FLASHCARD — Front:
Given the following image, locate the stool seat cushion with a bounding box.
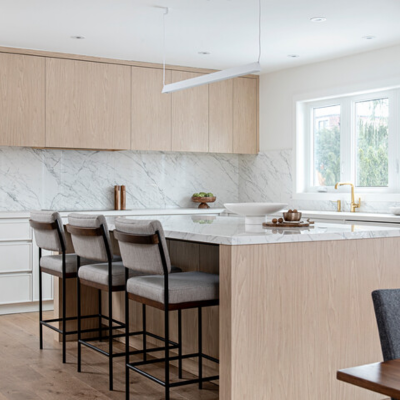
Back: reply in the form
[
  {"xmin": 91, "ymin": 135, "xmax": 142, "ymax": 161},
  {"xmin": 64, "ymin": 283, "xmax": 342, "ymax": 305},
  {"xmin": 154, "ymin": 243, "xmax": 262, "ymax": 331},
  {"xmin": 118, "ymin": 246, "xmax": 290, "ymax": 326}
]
[
  {"xmin": 40, "ymin": 254, "xmax": 96, "ymax": 275},
  {"xmin": 126, "ymin": 272, "xmax": 219, "ymax": 304},
  {"xmin": 78, "ymin": 261, "xmax": 144, "ymax": 287}
]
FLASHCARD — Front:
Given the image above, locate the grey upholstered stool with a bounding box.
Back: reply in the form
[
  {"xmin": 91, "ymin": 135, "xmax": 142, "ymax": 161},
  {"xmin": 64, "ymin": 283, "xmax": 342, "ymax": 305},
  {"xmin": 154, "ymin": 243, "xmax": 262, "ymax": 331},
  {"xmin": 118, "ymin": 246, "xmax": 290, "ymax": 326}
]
[
  {"xmin": 30, "ymin": 210, "xmax": 96, "ymax": 364},
  {"xmin": 66, "ymin": 213, "xmax": 149, "ymax": 391},
  {"xmin": 114, "ymin": 218, "xmax": 219, "ymax": 400},
  {"xmin": 372, "ymin": 289, "xmax": 400, "ymax": 400}
]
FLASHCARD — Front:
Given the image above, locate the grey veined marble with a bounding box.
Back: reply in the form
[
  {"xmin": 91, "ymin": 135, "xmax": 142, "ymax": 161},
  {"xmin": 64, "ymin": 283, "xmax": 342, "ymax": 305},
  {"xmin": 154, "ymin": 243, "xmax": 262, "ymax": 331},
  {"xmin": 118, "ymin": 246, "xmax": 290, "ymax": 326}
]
[
  {"xmin": 0, "ymin": 147, "xmax": 239, "ymax": 211},
  {"xmin": 106, "ymin": 215, "xmax": 400, "ymax": 246},
  {"xmin": 0, "ymin": 146, "xmax": 397, "ymax": 214}
]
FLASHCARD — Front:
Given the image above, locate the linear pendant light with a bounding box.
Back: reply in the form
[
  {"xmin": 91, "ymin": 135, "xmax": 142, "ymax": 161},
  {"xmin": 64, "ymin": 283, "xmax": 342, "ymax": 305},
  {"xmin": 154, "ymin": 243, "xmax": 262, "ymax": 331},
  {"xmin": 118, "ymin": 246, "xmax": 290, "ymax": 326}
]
[
  {"xmin": 161, "ymin": 0, "xmax": 262, "ymax": 94},
  {"xmin": 162, "ymin": 62, "xmax": 261, "ymax": 93}
]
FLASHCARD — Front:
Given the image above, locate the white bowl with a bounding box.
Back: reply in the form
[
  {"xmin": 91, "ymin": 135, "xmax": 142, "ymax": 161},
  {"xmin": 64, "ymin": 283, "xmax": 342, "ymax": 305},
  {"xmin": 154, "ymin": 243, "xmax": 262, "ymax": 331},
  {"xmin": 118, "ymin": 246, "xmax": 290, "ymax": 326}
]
[{"xmin": 224, "ymin": 203, "xmax": 287, "ymax": 217}]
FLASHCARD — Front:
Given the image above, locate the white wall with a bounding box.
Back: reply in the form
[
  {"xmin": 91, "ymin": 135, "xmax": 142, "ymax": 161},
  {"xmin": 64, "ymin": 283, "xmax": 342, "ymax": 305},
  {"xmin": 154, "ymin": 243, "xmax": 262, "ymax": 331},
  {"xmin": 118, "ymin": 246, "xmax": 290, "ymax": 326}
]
[{"xmin": 259, "ymin": 43, "xmax": 400, "ymax": 151}]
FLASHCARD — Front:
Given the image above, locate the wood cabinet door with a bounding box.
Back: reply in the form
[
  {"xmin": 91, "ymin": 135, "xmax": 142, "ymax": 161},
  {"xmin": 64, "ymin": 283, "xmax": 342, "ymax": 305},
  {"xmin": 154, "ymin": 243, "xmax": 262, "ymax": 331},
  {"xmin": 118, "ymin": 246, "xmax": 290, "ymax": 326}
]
[
  {"xmin": 233, "ymin": 77, "xmax": 258, "ymax": 154},
  {"xmin": 131, "ymin": 67, "xmax": 171, "ymax": 151},
  {"xmin": 46, "ymin": 58, "xmax": 131, "ymax": 150},
  {"xmin": 171, "ymin": 71, "xmax": 209, "ymax": 152},
  {"xmin": 0, "ymin": 53, "xmax": 45, "ymax": 147},
  {"xmin": 209, "ymin": 79, "xmax": 233, "ymax": 153}
]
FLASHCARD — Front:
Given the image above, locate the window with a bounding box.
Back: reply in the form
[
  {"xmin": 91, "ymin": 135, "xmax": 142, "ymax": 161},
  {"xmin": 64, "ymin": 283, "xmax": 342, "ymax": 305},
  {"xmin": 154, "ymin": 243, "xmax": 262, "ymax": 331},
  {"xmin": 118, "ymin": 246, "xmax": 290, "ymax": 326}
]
[{"xmin": 299, "ymin": 89, "xmax": 399, "ymax": 195}]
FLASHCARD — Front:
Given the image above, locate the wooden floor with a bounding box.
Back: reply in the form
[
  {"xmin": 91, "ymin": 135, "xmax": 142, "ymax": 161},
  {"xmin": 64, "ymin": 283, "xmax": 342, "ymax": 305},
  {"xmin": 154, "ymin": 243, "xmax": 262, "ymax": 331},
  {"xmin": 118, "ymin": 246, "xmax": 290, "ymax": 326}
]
[{"xmin": 0, "ymin": 311, "xmax": 219, "ymax": 400}]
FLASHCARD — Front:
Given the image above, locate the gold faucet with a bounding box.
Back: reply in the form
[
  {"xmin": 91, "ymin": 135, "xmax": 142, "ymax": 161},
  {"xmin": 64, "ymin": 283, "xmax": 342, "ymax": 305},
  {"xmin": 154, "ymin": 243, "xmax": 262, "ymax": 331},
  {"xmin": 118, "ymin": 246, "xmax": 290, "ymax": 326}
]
[{"xmin": 334, "ymin": 182, "xmax": 361, "ymax": 212}]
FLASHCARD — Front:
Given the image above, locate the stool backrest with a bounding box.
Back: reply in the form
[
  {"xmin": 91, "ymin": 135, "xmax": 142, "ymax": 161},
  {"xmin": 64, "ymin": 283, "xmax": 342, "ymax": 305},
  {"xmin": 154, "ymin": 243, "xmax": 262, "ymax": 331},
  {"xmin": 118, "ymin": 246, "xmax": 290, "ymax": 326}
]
[
  {"xmin": 114, "ymin": 218, "xmax": 171, "ymax": 275},
  {"xmin": 372, "ymin": 289, "xmax": 400, "ymax": 361},
  {"xmin": 30, "ymin": 211, "xmax": 70, "ymax": 253},
  {"xmin": 66, "ymin": 213, "xmax": 112, "ymax": 263}
]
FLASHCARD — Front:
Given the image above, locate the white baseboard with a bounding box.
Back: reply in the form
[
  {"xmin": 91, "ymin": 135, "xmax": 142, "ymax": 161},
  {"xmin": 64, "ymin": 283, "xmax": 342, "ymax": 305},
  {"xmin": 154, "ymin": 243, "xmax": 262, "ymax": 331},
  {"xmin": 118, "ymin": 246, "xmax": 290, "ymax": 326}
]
[{"xmin": 0, "ymin": 300, "xmax": 54, "ymax": 315}]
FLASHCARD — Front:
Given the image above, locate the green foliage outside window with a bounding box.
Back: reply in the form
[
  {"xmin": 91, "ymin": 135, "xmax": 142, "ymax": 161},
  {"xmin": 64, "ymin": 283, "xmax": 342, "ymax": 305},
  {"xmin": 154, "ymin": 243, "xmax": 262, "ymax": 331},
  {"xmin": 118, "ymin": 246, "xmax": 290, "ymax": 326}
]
[
  {"xmin": 314, "ymin": 99, "xmax": 388, "ymax": 188},
  {"xmin": 314, "ymin": 125, "xmax": 341, "ymax": 187}
]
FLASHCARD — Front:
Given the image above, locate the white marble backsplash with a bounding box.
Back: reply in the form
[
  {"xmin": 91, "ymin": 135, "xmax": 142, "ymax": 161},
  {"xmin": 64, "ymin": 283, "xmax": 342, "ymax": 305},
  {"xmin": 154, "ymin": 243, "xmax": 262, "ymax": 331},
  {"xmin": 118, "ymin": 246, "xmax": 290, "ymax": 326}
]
[
  {"xmin": 0, "ymin": 146, "xmax": 397, "ymax": 214},
  {"xmin": 0, "ymin": 147, "xmax": 239, "ymax": 211}
]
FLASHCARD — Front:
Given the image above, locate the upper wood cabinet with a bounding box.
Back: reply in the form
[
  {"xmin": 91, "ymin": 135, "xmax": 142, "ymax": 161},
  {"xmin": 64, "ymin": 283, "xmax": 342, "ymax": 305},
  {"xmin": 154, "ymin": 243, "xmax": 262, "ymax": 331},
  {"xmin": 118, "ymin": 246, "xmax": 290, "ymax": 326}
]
[
  {"xmin": 0, "ymin": 47, "xmax": 258, "ymax": 153},
  {"xmin": 171, "ymin": 71, "xmax": 209, "ymax": 153},
  {"xmin": 0, "ymin": 53, "xmax": 45, "ymax": 147},
  {"xmin": 131, "ymin": 67, "xmax": 172, "ymax": 151},
  {"xmin": 233, "ymin": 77, "xmax": 258, "ymax": 154},
  {"xmin": 209, "ymin": 79, "xmax": 234, "ymax": 153},
  {"xmin": 46, "ymin": 58, "xmax": 131, "ymax": 150}
]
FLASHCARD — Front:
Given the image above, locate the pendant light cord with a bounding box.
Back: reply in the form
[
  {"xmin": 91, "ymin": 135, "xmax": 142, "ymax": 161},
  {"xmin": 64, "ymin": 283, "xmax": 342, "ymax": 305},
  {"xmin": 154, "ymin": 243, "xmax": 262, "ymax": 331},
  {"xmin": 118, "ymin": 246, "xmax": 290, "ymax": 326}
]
[
  {"xmin": 258, "ymin": 0, "xmax": 262, "ymax": 63},
  {"xmin": 163, "ymin": 8, "xmax": 169, "ymax": 88}
]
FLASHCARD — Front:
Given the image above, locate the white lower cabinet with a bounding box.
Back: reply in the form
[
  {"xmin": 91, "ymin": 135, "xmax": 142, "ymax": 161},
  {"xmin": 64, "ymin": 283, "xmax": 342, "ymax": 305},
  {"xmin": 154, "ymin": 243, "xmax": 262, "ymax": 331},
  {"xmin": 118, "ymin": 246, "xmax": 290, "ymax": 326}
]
[
  {"xmin": 0, "ymin": 218, "xmax": 53, "ymax": 314},
  {"xmin": 0, "ymin": 273, "xmax": 32, "ymax": 304}
]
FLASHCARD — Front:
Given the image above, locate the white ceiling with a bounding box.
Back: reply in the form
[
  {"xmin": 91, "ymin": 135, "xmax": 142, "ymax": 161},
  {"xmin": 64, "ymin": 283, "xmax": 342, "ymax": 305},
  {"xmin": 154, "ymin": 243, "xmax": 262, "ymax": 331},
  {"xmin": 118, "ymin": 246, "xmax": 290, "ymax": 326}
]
[{"xmin": 0, "ymin": 0, "xmax": 399, "ymax": 73}]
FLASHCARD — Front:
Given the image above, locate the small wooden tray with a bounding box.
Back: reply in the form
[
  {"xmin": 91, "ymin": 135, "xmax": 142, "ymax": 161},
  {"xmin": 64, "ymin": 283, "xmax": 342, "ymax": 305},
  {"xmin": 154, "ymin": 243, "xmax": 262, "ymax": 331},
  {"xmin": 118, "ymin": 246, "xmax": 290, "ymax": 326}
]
[{"xmin": 263, "ymin": 221, "xmax": 310, "ymax": 228}]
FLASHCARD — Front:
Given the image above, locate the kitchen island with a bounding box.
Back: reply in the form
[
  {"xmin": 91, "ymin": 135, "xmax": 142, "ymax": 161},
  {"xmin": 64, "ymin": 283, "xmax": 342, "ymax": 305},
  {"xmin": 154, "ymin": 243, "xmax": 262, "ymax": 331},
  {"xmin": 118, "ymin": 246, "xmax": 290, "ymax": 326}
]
[{"xmin": 58, "ymin": 215, "xmax": 400, "ymax": 400}]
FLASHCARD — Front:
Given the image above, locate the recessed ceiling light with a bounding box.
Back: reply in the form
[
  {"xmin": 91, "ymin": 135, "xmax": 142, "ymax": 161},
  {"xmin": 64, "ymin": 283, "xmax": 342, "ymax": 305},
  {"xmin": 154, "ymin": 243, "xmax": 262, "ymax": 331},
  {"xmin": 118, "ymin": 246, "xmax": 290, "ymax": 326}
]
[
  {"xmin": 310, "ymin": 17, "xmax": 327, "ymax": 22},
  {"xmin": 362, "ymin": 35, "xmax": 376, "ymax": 40},
  {"xmin": 288, "ymin": 54, "xmax": 300, "ymax": 58},
  {"xmin": 198, "ymin": 51, "xmax": 210, "ymax": 55},
  {"xmin": 71, "ymin": 36, "xmax": 85, "ymax": 40}
]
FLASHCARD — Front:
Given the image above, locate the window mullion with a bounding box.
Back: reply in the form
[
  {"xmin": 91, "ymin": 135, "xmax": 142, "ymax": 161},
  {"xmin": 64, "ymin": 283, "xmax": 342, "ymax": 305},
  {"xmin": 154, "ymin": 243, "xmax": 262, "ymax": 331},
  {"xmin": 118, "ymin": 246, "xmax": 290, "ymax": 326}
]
[{"xmin": 341, "ymin": 98, "xmax": 352, "ymax": 183}]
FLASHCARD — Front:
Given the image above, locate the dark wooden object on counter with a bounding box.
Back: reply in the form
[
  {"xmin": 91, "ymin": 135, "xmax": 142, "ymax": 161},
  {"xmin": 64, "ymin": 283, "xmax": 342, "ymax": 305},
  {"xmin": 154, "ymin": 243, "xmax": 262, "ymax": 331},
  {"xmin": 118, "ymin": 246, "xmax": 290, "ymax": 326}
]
[
  {"xmin": 121, "ymin": 185, "xmax": 126, "ymax": 210},
  {"xmin": 114, "ymin": 185, "xmax": 121, "ymax": 210},
  {"xmin": 337, "ymin": 359, "xmax": 400, "ymax": 399}
]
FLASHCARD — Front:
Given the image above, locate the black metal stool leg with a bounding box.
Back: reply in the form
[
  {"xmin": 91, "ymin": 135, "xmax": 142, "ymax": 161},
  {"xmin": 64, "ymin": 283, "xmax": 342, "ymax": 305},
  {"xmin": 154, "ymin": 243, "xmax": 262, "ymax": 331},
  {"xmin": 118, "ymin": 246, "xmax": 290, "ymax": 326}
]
[
  {"xmin": 178, "ymin": 309, "xmax": 183, "ymax": 379},
  {"xmin": 98, "ymin": 289, "xmax": 102, "ymax": 342},
  {"xmin": 125, "ymin": 269, "xmax": 130, "ymax": 400},
  {"xmin": 142, "ymin": 304, "xmax": 147, "ymax": 362},
  {"xmin": 62, "ymin": 266, "xmax": 66, "ymax": 364},
  {"xmin": 77, "ymin": 274, "xmax": 82, "ymax": 372},
  {"xmin": 165, "ymin": 306, "xmax": 170, "ymax": 400},
  {"xmin": 198, "ymin": 307, "xmax": 203, "ymax": 389},
  {"xmin": 39, "ymin": 248, "xmax": 43, "ymax": 350},
  {"xmin": 109, "ymin": 288, "xmax": 113, "ymax": 391}
]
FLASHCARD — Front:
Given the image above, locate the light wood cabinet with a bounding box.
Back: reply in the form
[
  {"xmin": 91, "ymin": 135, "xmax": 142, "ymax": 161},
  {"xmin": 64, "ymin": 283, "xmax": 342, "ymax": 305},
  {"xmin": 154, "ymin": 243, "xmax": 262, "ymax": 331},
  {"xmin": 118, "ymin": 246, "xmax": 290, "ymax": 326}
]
[
  {"xmin": 131, "ymin": 67, "xmax": 172, "ymax": 151},
  {"xmin": 209, "ymin": 80, "xmax": 234, "ymax": 153},
  {"xmin": 0, "ymin": 47, "xmax": 258, "ymax": 153},
  {"xmin": 46, "ymin": 58, "xmax": 131, "ymax": 150},
  {"xmin": 233, "ymin": 77, "xmax": 258, "ymax": 154},
  {"xmin": 0, "ymin": 53, "xmax": 45, "ymax": 147},
  {"xmin": 171, "ymin": 71, "xmax": 209, "ymax": 152}
]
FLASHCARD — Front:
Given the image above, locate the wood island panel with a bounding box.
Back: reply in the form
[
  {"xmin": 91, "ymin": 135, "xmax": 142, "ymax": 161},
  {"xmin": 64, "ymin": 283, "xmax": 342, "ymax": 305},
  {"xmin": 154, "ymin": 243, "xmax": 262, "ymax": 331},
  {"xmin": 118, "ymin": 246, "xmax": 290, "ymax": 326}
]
[{"xmin": 220, "ymin": 238, "xmax": 400, "ymax": 400}]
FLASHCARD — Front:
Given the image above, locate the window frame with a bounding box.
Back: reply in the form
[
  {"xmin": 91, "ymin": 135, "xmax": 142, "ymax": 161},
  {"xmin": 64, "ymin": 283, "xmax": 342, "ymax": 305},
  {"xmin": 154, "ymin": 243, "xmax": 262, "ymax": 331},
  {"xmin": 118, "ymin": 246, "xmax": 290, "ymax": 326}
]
[{"xmin": 296, "ymin": 88, "xmax": 400, "ymax": 199}]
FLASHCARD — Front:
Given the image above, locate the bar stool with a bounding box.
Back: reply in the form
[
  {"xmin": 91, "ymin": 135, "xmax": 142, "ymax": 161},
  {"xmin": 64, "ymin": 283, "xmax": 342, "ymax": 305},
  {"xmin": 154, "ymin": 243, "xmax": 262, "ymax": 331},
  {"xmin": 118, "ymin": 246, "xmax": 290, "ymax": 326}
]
[
  {"xmin": 30, "ymin": 210, "xmax": 96, "ymax": 363},
  {"xmin": 114, "ymin": 218, "xmax": 220, "ymax": 400},
  {"xmin": 66, "ymin": 213, "xmax": 163, "ymax": 391}
]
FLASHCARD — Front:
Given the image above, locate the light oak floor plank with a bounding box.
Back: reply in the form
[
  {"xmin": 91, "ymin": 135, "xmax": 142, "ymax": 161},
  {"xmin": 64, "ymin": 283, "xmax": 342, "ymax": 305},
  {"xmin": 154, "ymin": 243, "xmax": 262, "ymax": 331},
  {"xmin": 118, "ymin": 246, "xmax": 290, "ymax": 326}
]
[{"xmin": 0, "ymin": 312, "xmax": 218, "ymax": 400}]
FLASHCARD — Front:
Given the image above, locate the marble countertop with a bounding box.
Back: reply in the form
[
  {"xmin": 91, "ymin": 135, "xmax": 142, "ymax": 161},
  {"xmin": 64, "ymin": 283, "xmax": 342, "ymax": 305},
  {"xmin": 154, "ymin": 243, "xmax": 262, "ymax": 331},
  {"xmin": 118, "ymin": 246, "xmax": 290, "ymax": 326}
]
[
  {"xmin": 107, "ymin": 214, "xmax": 400, "ymax": 246},
  {"xmin": 292, "ymin": 210, "xmax": 400, "ymax": 223},
  {"xmin": 0, "ymin": 208, "xmax": 225, "ymax": 219}
]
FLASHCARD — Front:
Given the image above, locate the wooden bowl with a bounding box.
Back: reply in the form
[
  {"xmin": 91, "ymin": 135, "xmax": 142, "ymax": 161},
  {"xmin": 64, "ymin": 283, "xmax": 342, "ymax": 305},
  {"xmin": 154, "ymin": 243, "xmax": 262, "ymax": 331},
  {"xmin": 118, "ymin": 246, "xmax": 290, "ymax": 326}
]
[{"xmin": 191, "ymin": 196, "xmax": 216, "ymax": 209}]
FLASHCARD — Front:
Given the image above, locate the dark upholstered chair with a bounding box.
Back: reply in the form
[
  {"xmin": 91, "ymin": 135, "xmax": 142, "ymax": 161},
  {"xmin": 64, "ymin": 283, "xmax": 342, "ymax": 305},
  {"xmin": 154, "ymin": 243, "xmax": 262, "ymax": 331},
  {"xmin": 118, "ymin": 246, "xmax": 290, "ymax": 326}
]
[
  {"xmin": 372, "ymin": 289, "xmax": 400, "ymax": 400},
  {"xmin": 30, "ymin": 210, "xmax": 95, "ymax": 364},
  {"xmin": 66, "ymin": 213, "xmax": 145, "ymax": 391},
  {"xmin": 114, "ymin": 217, "xmax": 219, "ymax": 400}
]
